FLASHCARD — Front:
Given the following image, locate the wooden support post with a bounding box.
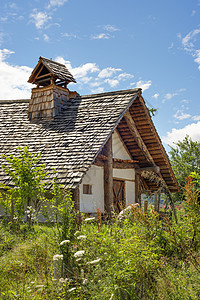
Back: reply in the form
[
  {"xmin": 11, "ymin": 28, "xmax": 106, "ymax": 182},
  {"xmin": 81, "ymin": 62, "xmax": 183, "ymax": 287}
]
[
  {"xmin": 144, "ymin": 200, "xmax": 148, "ymax": 213},
  {"xmin": 104, "ymin": 135, "xmax": 113, "ymax": 218},
  {"xmin": 135, "ymin": 173, "xmax": 141, "ymax": 206},
  {"xmin": 73, "ymin": 186, "xmax": 80, "ymax": 211},
  {"xmin": 157, "ymin": 191, "xmax": 161, "ymax": 212},
  {"xmin": 154, "ymin": 191, "xmax": 158, "ymax": 211}
]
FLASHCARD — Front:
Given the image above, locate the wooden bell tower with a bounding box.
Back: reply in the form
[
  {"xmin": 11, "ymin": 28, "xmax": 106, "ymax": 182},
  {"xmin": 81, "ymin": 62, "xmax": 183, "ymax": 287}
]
[{"xmin": 27, "ymin": 57, "xmax": 77, "ymax": 120}]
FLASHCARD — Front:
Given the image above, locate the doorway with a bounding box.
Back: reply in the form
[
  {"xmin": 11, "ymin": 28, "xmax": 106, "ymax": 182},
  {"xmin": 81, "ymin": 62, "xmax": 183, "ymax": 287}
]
[{"xmin": 113, "ymin": 179, "xmax": 126, "ymax": 213}]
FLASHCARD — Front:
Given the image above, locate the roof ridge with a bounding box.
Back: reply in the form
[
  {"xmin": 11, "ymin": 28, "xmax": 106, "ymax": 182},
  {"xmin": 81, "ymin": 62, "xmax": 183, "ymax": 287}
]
[
  {"xmin": 39, "ymin": 56, "xmax": 66, "ymax": 67},
  {"xmin": 81, "ymin": 88, "xmax": 142, "ymax": 99},
  {"xmin": 0, "ymin": 99, "xmax": 30, "ymax": 104},
  {"xmin": 0, "ymin": 88, "xmax": 142, "ymax": 103}
]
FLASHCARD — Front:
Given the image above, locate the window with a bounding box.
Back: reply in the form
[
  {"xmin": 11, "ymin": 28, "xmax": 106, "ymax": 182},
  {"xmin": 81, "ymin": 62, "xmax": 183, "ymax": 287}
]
[{"xmin": 83, "ymin": 184, "xmax": 92, "ymax": 195}]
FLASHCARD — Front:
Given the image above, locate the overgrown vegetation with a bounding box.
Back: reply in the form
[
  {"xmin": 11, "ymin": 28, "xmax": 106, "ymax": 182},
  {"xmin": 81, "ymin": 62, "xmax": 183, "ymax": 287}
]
[
  {"xmin": 0, "ymin": 147, "xmax": 200, "ymax": 299},
  {"xmin": 169, "ymin": 136, "xmax": 200, "ymax": 202}
]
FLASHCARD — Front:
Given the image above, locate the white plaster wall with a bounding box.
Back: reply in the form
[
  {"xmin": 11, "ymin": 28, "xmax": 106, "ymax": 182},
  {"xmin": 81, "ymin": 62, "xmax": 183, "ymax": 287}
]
[
  {"xmin": 79, "ymin": 131, "xmax": 136, "ymax": 213},
  {"xmin": 79, "ymin": 165, "xmax": 104, "ymax": 213},
  {"xmin": 125, "ymin": 181, "xmax": 135, "ymax": 205},
  {"xmin": 112, "ymin": 131, "xmax": 132, "ymax": 160}
]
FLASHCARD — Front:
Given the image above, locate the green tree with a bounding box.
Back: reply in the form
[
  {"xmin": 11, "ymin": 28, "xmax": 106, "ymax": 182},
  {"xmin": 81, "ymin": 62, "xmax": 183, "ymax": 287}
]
[
  {"xmin": 0, "ymin": 147, "xmax": 48, "ymax": 226},
  {"xmin": 169, "ymin": 136, "xmax": 200, "ymax": 202}
]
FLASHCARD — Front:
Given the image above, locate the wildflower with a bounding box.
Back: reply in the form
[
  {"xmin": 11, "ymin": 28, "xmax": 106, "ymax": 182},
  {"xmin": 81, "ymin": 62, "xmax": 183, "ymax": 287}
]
[
  {"xmin": 76, "ymin": 258, "xmax": 82, "ymax": 262},
  {"xmin": 74, "ymin": 231, "xmax": 80, "ymax": 236},
  {"xmin": 60, "ymin": 240, "xmax": 70, "ymax": 246},
  {"xmin": 86, "ymin": 258, "xmax": 101, "ymax": 265},
  {"xmin": 68, "ymin": 287, "xmax": 76, "ymax": 292},
  {"xmin": 83, "ymin": 278, "xmax": 88, "ymax": 284},
  {"xmin": 77, "ymin": 235, "xmax": 87, "ymax": 240},
  {"xmin": 84, "ymin": 217, "xmax": 95, "ymax": 222},
  {"xmin": 74, "ymin": 250, "xmax": 85, "ymax": 258},
  {"xmin": 53, "ymin": 254, "xmax": 63, "ymax": 261},
  {"xmin": 59, "ymin": 278, "xmax": 65, "ymax": 283}
]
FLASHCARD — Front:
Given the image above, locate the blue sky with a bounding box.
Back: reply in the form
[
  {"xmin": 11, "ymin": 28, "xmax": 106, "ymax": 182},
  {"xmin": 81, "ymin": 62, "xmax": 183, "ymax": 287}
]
[{"xmin": 0, "ymin": 0, "xmax": 200, "ymax": 151}]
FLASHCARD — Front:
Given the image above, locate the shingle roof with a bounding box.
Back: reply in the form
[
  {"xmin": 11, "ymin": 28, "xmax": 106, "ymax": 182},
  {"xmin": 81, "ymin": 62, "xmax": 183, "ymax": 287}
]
[
  {"xmin": 28, "ymin": 56, "xmax": 76, "ymax": 84},
  {"xmin": 0, "ymin": 89, "xmax": 140, "ymax": 189}
]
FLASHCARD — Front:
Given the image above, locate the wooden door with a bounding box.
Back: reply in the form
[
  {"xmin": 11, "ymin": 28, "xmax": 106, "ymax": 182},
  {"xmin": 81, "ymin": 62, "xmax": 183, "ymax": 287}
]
[{"xmin": 113, "ymin": 179, "xmax": 125, "ymax": 213}]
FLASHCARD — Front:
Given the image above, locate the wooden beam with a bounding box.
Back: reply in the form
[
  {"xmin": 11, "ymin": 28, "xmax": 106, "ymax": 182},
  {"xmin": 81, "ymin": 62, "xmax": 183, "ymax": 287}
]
[
  {"xmin": 135, "ymin": 173, "xmax": 141, "ymax": 205},
  {"xmin": 135, "ymin": 166, "xmax": 160, "ymax": 174},
  {"xmin": 124, "ymin": 110, "xmax": 156, "ymax": 167},
  {"xmin": 94, "ymin": 155, "xmax": 139, "ymax": 169},
  {"xmin": 73, "ymin": 186, "xmax": 80, "ymax": 211},
  {"xmin": 35, "ymin": 73, "xmax": 52, "ymax": 80},
  {"xmin": 104, "ymin": 136, "xmax": 113, "ymax": 218}
]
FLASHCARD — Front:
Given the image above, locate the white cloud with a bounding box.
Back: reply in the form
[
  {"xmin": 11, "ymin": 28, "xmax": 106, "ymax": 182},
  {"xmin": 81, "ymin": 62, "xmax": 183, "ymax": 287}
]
[
  {"xmin": 0, "ymin": 51, "xmax": 145, "ymax": 100},
  {"xmin": 191, "ymin": 10, "xmax": 196, "ymax": 16},
  {"xmin": 63, "ymin": 32, "xmax": 78, "ymax": 39},
  {"xmin": 43, "ymin": 34, "xmax": 50, "ymax": 42},
  {"xmin": 165, "ymin": 92, "xmax": 178, "ymax": 100},
  {"xmin": 136, "ymin": 80, "xmax": 152, "ymax": 91},
  {"xmin": 182, "ymin": 28, "xmax": 200, "ymax": 49},
  {"xmin": 55, "ymin": 56, "xmax": 99, "ymax": 79},
  {"xmin": 152, "ymin": 93, "xmax": 159, "ymax": 99},
  {"xmin": 105, "ymin": 79, "xmax": 119, "ymax": 87},
  {"xmin": 117, "ymin": 73, "xmax": 134, "ymax": 80},
  {"xmin": 181, "ymin": 28, "xmax": 200, "ymax": 70},
  {"xmin": 98, "ymin": 67, "xmax": 122, "ymax": 78},
  {"xmin": 181, "ymin": 99, "xmax": 190, "ymax": 104},
  {"xmin": 173, "ymin": 110, "xmax": 191, "ymax": 120},
  {"xmin": 91, "ymin": 87, "xmax": 105, "ymax": 94},
  {"xmin": 0, "ymin": 49, "xmax": 32, "ymax": 100},
  {"xmin": 91, "ymin": 33, "xmax": 112, "ymax": 40},
  {"xmin": 163, "ymin": 121, "xmax": 200, "ymax": 145},
  {"xmin": 162, "ymin": 92, "xmax": 178, "ymax": 103},
  {"xmin": 192, "ymin": 115, "xmax": 200, "ymax": 121},
  {"xmin": 102, "ymin": 25, "xmax": 119, "ymax": 32},
  {"xmin": 30, "ymin": 10, "xmax": 51, "ymax": 29},
  {"xmin": 47, "ymin": 0, "xmax": 68, "ymax": 9},
  {"xmin": 168, "ymin": 42, "xmax": 174, "ymax": 50}
]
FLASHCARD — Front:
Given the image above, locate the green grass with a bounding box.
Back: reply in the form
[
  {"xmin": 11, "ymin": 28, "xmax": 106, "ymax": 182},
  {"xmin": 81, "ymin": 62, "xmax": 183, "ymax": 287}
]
[{"xmin": 0, "ymin": 213, "xmax": 200, "ymax": 300}]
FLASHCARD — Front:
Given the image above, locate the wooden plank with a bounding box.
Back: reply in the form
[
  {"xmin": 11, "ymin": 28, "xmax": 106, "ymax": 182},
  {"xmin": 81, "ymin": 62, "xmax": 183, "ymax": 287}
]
[{"xmin": 104, "ymin": 136, "xmax": 113, "ymax": 218}]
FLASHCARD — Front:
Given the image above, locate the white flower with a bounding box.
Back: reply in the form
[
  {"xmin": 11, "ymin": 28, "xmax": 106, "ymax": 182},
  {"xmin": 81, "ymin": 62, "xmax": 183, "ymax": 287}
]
[
  {"xmin": 68, "ymin": 287, "xmax": 76, "ymax": 292},
  {"xmin": 76, "ymin": 258, "xmax": 82, "ymax": 262},
  {"xmin": 74, "ymin": 231, "xmax": 80, "ymax": 236},
  {"xmin": 59, "ymin": 278, "xmax": 65, "ymax": 283},
  {"xmin": 86, "ymin": 258, "xmax": 102, "ymax": 265},
  {"xmin": 60, "ymin": 240, "xmax": 70, "ymax": 245},
  {"xmin": 53, "ymin": 254, "xmax": 63, "ymax": 261},
  {"xmin": 74, "ymin": 250, "xmax": 85, "ymax": 258},
  {"xmin": 77, "ymin": 235, "xmax": 87, "ymax": 240},
  {"xmin": 84, "ymin": 217, "xmax": 95, "ymax": 222},
  {"xmin": 83, "ymin": 278, "xmax": 88, "ymax": 284}
]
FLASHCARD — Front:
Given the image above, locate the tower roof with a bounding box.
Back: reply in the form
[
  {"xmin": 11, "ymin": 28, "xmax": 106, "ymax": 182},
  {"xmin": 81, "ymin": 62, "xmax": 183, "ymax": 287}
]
[{"xmin": 28, "ymin": 56, "xmax": 76, "ymax": 85}]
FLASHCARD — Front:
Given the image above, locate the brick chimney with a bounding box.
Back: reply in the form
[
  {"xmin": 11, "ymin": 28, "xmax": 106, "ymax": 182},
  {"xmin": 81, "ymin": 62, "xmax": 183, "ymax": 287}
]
[{"xmin": 28, "ymin": 57, "xmax": 77, "ymax": 120}]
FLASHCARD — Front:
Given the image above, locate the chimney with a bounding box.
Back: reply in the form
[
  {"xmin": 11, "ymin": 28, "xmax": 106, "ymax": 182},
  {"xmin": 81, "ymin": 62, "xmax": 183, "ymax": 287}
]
[{"xmin": 28, "ymin": 57, "xmax": 77, "ymax": 120}]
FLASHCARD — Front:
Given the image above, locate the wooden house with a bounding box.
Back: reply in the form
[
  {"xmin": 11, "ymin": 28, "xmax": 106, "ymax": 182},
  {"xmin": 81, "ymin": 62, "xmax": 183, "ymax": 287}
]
[{"xmin": 0, "ymin": 57, "xmax": 178, "ymax": 215}]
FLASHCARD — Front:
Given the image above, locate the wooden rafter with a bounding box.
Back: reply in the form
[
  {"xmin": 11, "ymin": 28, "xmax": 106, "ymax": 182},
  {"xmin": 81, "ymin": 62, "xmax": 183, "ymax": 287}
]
[
  {"xmin": 124, "ymin": 110, "xmax": 156, "ymax": 167},
  {"xmin": 137, "ymin": 93, "xmax": 178, "ymax": 189}
]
